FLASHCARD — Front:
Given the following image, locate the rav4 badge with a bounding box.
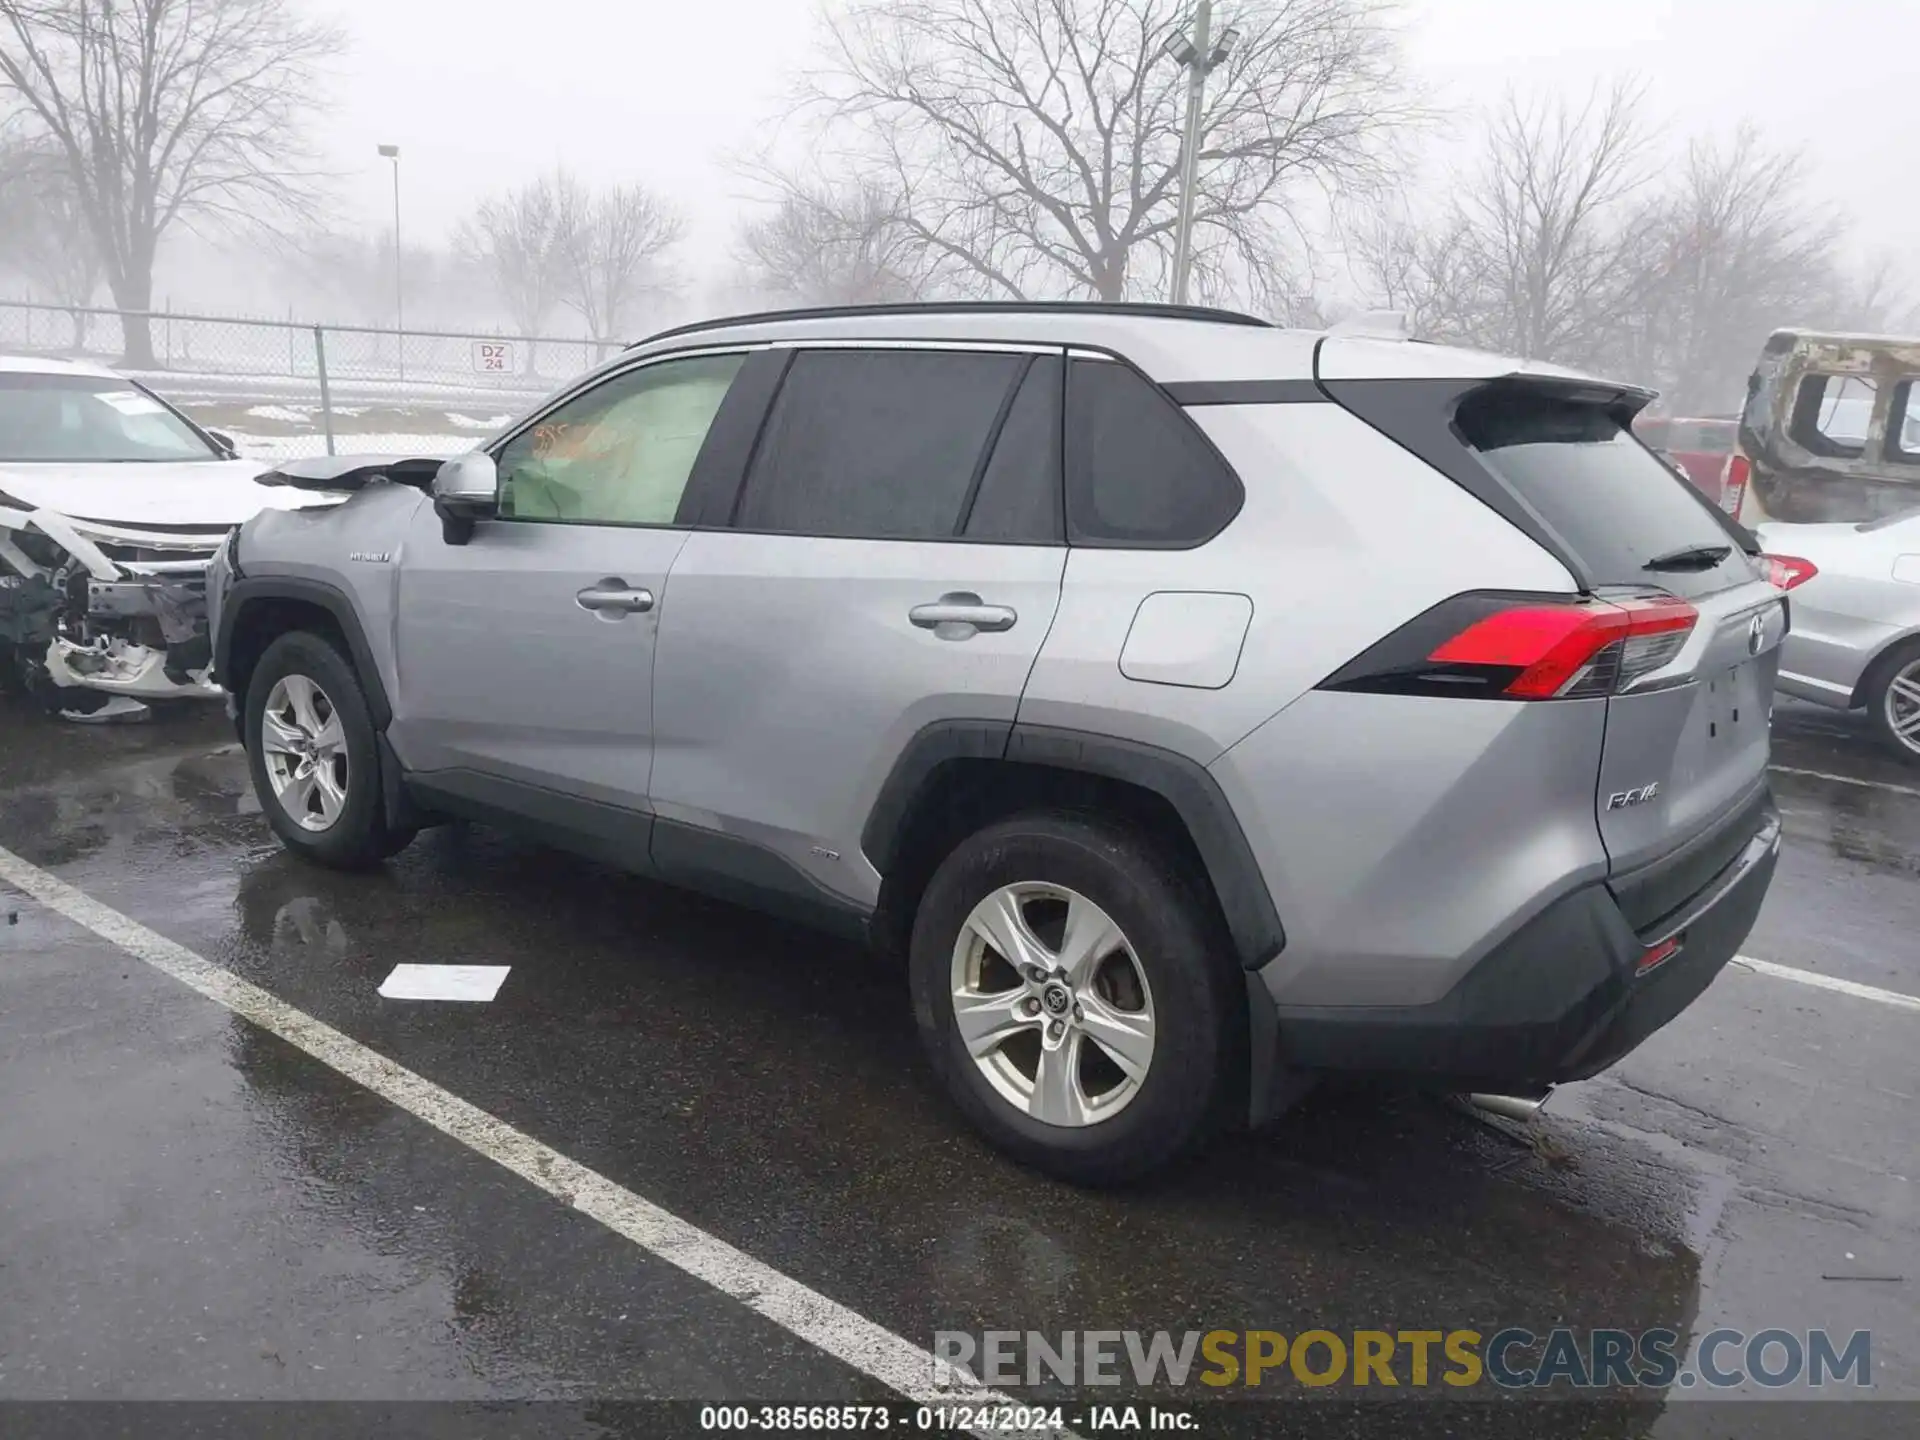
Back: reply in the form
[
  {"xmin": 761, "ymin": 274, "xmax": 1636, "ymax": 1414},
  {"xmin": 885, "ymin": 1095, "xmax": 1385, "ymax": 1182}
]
[{"xmin": 1607, "ymin": 783, "xmax": 1662, "ymax": 810}]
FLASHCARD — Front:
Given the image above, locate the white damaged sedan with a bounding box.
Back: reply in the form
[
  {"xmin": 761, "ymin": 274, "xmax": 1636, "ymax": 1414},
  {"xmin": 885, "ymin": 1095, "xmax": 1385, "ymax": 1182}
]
[{"xmin": 0, "ymin": 355, "xmax": 327, "ymax": 720}]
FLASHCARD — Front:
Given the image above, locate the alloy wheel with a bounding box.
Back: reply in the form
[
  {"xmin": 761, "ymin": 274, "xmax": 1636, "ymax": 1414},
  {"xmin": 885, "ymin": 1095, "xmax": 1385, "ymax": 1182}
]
[
  {"xmin": 1886, "ymin": 658, "xmax": 1920, "ymax": 757},
  {"xmin": 949, "ymin": 882, "xmax": 1156, "ymax": 1127},
  {"xmin": 260, "ymin": 674, "xmax": 349, "ymax": 832}
]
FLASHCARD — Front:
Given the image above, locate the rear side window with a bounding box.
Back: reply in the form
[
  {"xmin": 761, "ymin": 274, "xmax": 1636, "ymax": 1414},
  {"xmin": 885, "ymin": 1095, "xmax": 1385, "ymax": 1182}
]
[
  {"xmin": 1455, "ymin": 388, "xmax": 1746, "ymax": 599},
  {"xmin": 1888, "ymin": 380, "xmax": 1920, "ymax": 465},
  {"xmin": 735, "ymin": 349, "xmax": 1025, "ymax": 540},
  {"xmin": 1789, "ymin": 373, "xmax": 1876, "ymax": 458},
  {"xmin": 1066, "ymin": 359, "xmax": 1241, "ymax": 547}
]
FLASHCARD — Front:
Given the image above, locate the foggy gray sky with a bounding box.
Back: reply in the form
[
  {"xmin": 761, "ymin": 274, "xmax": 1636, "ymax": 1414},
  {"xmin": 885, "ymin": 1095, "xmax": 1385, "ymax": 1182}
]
[{"xmin": 316, "ymin": 0, "xmax": 1915, "ymax": 287}]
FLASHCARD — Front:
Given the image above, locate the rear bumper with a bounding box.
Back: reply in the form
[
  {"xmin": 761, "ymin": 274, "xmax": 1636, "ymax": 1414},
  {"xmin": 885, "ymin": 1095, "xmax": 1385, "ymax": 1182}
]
[{"xmin": 1261, "ymin": 797, "xmax": 1780, "ymax": 1090}]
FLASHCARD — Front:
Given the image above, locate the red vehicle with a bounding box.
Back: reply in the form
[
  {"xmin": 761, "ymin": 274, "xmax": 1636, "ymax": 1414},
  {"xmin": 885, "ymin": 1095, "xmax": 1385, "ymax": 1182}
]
[{"xmin": 1634, "ymin": 414, "xmax": 1750, "ymax": 516}]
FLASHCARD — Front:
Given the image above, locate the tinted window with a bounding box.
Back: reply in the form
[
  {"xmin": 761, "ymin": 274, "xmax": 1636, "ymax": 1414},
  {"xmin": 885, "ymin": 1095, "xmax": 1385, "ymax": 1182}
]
[
  {"xmin": 964, "ymin": 356, "xmax": 1063, "ymax": 543},
  {"xmin": 1066, "ymin": 359, "xmax": 1241, "ymax": 546},
  {"xmin": 496, "ymin": 353, "xmax": 744, "ymax": 525},
  {"xmin": 1456, "ymin": 390, "xmax": 1745, "ymax": 599},
  {"xmin": 1889, "ymin": 380, "xmax": 1920, "ymax": 464},
  {"xmin": 736, "ymin": 350, "xmax": 1024, "ymax": 539},
  {"xmin": 0, "ymin": 372, "xmax": 216, "ymax": 463}
]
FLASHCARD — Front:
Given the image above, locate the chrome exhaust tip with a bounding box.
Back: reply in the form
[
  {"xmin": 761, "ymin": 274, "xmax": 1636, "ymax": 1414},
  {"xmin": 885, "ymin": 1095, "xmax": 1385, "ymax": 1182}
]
[{"xmin": 1465, "ymin": 1088, "xmax": 1553, "ymax": 1122}]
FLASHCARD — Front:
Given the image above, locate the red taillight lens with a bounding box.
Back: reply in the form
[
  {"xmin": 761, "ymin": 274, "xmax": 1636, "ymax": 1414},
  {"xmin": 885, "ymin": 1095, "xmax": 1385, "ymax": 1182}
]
[
  {"xmin": 1761, "ymin": 554, "xmax": 1817, "ymax": 590},
  {"xmin": 1320, "ymin": 592, "xmax": 1700, "ymax": 702},
  {"xmin": 1718, "ymin": 454, "xmax": 1749, "ymax": 517},
  {"xmin": 1429, "ymin": 597, "xmax": 1697, "ymax": 698}
]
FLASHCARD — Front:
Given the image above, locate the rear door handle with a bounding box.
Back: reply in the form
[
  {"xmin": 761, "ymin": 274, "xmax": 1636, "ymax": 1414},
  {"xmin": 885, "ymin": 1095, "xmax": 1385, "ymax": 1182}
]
[
  {"xmin": 576, "ymin": 584, "xmax": 655, "ymax": 615},
  {"xmin": 909, "ymin": 592, "xmax": 1017, "ymax": 634}
]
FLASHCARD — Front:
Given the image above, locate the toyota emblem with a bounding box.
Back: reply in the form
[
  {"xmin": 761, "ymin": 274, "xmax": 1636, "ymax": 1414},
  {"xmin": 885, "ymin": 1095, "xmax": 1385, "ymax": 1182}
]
[{"xmin": 1747, "ymin": 614, "xmax": 1766, "ymax": 656}]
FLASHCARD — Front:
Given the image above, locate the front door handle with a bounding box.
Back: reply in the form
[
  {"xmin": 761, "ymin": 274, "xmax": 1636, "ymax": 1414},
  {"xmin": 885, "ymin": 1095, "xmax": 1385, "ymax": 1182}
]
[
  {"xmin": 909, "ymin": 592, "xmax": 1018, "ymax": 635},
  {"xmin": 576, "ymin": 583, "xmax": 655, "ymax": 615}
]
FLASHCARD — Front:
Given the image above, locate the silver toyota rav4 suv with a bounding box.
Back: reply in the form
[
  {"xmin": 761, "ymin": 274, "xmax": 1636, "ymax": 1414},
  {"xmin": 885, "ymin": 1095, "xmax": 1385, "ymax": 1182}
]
[{"xmin": 208, "ymin": 302, "xmax": 1785, "ymax": 1183}]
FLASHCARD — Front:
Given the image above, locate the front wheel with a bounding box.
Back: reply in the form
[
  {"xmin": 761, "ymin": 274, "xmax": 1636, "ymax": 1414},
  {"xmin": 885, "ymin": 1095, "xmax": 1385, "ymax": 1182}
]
[
  {"xmin": 908, "ymin": 812, "xmax": 1241, "ymax": 1185},
  {"xmin": 245, "ymin": 631, "xmax": 415, "ymax": 867},
  {"xmin": 1864, "ymin": 639, "xmax": 1920, "ymax": 767}
]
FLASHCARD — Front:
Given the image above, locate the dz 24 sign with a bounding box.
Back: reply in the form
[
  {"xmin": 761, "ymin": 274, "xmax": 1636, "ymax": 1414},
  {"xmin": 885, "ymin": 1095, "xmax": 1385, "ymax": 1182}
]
[{"xmin": 473, "ymin": 340, "xmax": 515, "ymax": 374}]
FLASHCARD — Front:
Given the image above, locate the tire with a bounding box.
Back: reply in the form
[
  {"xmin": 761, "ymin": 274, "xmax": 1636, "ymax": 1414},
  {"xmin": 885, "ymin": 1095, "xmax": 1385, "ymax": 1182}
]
[
  {"xmin": 244, "ymin": 631, "xmax": 416, "ymax": 868},
  {"xmin": 1863, "ymin": 638, "xmax": 1920, "ymax": 767},
  {"xmin": 908, "ymin": 811, "xmax": 1241, "ymax": 1185}
]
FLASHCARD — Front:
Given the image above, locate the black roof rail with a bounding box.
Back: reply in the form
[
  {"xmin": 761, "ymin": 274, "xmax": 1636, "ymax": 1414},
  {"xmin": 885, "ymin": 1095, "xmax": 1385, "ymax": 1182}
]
[{"xmin": 627, "ymin": 300, "xmax": 1274, "ymax": 350}]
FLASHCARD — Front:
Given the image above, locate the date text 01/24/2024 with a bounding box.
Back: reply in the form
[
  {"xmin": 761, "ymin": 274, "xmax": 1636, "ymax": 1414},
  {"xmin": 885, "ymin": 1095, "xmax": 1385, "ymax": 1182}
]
[{"xmin": 698, "ymin": 1404, "xmax": 1195, "ymax": 1432}]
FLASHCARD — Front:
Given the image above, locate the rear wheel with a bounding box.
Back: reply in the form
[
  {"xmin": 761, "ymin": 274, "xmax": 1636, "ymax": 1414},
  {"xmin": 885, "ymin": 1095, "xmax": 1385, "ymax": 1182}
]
[
  {"xmin": 245, "ymin": 631, "xmax": 415, "ymax": 867},
  {"xmin": 1864, "ymin": 639, "xmax": 1920, "ymax": 767},
  {"xmin": 908, "ymin": 812, "xmax": 1240, "ymax": 1185}
]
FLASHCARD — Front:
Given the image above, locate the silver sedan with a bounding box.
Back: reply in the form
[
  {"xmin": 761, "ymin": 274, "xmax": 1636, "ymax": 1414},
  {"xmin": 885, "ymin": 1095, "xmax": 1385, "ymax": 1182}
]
[{"xmin": 1758, "ymin": 509, "xmax": 1920, "ymax": 764}]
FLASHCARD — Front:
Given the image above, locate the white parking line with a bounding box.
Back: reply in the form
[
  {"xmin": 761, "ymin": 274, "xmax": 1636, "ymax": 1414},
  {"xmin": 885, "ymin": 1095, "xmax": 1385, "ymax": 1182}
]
[
  {"xmin": 0, "ymin": 845, "xmax": 1065, "ymax": 1439},
  {"xmin": 1731, "ymin": 954, "xmax": 1920, "ymax": 1013},
  {"xmin": 1769, "ymin": 764, "xmax": 1920, "ymax": 800}
]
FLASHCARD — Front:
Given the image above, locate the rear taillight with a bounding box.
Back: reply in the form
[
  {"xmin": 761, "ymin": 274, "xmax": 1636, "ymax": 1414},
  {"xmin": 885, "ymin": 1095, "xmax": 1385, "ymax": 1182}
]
[
  {"xmin": 1321, "ymin": 593, "xmax": 1699, "ymax": 701},
  {"xmin": 1718, "ymin": 454, "xmax": 1750, "ymax": 517},
  {"xmin": 1761, "ymin": 553, "xmax": 1818, "ymax": 591}
]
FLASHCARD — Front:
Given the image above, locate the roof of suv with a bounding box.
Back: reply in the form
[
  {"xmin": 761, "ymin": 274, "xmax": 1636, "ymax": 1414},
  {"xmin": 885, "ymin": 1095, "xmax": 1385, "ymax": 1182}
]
[
  {"xmin": 621, "ymin": 301, "xmax": 1623, "ymax": 395},
  {"xmin": 625, "ymin": 301, "xmax": 1327, "ymax": 385}
]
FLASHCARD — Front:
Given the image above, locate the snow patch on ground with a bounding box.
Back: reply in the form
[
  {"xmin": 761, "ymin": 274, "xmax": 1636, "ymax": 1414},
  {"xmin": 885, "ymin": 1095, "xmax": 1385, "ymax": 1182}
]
[{"xmin": 245, "ymin": 404, "xmax": 313, "ymax": 423}]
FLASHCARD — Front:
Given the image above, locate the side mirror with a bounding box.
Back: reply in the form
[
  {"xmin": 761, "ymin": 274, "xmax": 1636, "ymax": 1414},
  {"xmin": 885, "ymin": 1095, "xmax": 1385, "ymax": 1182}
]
[
  {"xmin": 432, "ymin": 451, "xmax": 499, "ymax": 545},
  {"xmin": 206, "ymin": 428, "xmax": 237, "ymax": 458}
]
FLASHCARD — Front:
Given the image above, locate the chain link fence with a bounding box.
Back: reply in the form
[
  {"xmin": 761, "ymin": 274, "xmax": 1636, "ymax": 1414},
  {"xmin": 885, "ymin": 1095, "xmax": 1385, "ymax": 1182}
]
[{"xmin": 0, "ymin": 300, "xmax": 623, "ymax": 462}]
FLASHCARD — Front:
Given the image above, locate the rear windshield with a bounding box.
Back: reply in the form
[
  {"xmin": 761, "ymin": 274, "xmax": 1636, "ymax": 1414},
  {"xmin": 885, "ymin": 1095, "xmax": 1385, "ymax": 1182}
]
[
  {"xmin": 0, "ymin": 372, "xmax": 217, "ymax": 463},
  {"xmin": 1456, "ymin": 390, "xmax": 1747, "ymax": 598}
]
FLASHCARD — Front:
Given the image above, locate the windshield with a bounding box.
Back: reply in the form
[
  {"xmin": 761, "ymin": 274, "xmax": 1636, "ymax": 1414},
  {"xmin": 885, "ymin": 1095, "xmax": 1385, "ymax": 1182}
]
[{"xmin": 0, "ymin": 372, "xmax": 218, "ymax": 463}]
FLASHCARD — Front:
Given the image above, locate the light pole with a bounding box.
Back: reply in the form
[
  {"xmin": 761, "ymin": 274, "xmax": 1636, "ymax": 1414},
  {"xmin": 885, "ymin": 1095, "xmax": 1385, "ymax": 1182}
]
[
  {"xmin": 378, "ymin": 143, "xmax": 403, "ymax": 377},
  {"xmin": 1162, "ymin": 4, "xmax": 1239, "ymax": 305}
]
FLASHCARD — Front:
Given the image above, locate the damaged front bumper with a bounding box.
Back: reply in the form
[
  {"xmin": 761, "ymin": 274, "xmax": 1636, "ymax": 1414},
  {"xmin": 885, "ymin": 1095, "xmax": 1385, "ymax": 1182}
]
[{"xmin": 0, "ymin": 505, "xmax": 227, "ymax": 706}]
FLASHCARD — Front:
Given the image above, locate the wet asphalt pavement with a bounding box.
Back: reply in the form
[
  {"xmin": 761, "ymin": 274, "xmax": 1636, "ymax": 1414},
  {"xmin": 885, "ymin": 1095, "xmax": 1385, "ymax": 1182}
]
[{"xmin": 0, "ymin": 694, "xmax": 1914, "ymax": 1438}]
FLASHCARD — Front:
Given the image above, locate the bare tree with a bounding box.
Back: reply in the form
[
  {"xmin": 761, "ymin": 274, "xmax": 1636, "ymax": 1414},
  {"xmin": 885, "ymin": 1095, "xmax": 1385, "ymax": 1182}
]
[
  {"xmin": 455, "ymin": 173, "xmax": 566, "ymax": 348},
  {"xmin": 552, "ymin": 172, "xmax": 685, "ymax": 343},
  {"xmin": 1341, "ymin": 200, "xmax": 1479, "ymax": 342},
  {"xmin": 0, "ymin": 120, "xmax": 32, "ymax": 226},
  {"xmin": 735, "ymin": 179, "xmax": 932, "ymax": 305},
  {"xmin": 795, "ymin": 0, "xmax": 1414, "ymax": 309},
  {"xmin": 277, "ymin": 228, "xmax": 440, "ymax": 328},
  {"xmin": 1620, "ymin": 129, "xmax": 1856, "ymax": 414},
  {"xmin": 14, "ymin": 166, "xmax": 102, "ymax": 310},
  {"xmin": 0, "ymin": 128, "xmax": 100, "ymax": 344},
  {"xmin": 0, "ymin": 0, "xmax": 342, "ymax": 365},
  {"xmin": 1350, "ymin": 99, "xmax": 1900, "ymax": 415},
  {"xmin": 1344, "ymin": 81, "xmax": 1663, "ymax": 374},
  {"xmin": 1450, "ymin": 82, "xmax": 1658, "ymax": 366}
]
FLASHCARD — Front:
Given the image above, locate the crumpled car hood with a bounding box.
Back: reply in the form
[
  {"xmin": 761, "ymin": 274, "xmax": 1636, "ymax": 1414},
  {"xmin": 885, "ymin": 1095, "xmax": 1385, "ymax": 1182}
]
[{"xmin": 0, "ymin": 458, "xmax": 330, "ymax": 527}]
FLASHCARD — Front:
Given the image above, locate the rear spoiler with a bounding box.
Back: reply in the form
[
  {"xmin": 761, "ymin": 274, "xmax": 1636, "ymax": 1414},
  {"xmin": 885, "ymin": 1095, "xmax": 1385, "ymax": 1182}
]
[{"xmin": 254, "ymin": 453, "xmax": 452, "ymax": 493}]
